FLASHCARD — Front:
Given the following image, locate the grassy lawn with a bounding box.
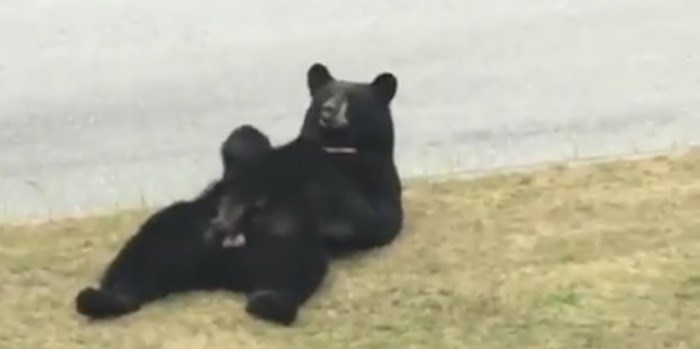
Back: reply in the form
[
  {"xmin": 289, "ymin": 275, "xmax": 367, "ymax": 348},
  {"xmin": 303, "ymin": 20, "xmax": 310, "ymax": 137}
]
[{"xmin": 1, "ymin": 151, "xmax": 699, "ymax": 349}]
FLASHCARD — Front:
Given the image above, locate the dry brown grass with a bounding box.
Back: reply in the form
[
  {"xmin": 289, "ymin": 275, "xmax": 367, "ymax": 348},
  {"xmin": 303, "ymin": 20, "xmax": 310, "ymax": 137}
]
[{"xmin": 1, "ymin": 151, "xmax": 699, "ymax": 349}]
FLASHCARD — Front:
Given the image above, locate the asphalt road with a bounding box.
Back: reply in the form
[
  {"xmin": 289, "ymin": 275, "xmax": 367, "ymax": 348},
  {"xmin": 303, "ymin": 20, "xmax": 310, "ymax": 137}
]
[{"xmin": 1, "ymin": 0, "xmax": 699, "ymax": 222}]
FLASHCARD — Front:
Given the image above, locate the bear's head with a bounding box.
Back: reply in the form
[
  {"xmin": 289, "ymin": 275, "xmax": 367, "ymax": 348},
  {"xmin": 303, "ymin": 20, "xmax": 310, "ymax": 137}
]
[
  {"xmin": 220, "ymin": 125, "xmax": 272, "ymax": 181},
  {"xmin": 299, "ymin": 63, "xmax": 398, "ymax": 156}
]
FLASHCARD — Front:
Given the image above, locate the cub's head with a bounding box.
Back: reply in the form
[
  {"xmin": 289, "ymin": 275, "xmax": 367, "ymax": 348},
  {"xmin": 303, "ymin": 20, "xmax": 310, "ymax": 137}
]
[
  {"xmin": 220, "ymin": 125, "xmax": 272, "ymax": 181},
  {"xmin": 299, "ymin": 63, "xmax": 398, "ymax": 154}
]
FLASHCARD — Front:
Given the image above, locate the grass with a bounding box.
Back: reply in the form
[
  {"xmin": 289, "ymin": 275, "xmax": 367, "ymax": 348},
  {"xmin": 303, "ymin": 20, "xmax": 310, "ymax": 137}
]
[{"xmin": 2, "ymin": 151, "xmax": 700, "ymax": 349}]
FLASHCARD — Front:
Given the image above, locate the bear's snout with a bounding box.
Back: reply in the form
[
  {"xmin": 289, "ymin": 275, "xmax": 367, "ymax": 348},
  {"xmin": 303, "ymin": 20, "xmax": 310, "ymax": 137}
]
[{"xmin": 318, "ymin": 98, "xmax": 348, "ymax": 129}]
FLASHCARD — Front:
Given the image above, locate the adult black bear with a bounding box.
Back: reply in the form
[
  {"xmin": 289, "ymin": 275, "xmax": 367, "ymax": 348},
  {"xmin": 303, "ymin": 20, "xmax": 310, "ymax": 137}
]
[
  {"xmin": 214, "ymin": 63, "xmax": 403, "ymax": 260},
  {"xmin": 297, "ymin": 63, "xmax": 404, "ymax": 253},
  {"xmin": 75, "ymin": 125, "xmax": 328, "ymax": 326}
]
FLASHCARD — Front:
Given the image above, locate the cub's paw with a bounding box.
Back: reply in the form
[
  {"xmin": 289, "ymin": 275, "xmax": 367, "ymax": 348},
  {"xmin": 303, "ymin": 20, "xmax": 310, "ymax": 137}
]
[{"xmin": 245, "ymin": 290, "xmax": 298, "ymax": 326}]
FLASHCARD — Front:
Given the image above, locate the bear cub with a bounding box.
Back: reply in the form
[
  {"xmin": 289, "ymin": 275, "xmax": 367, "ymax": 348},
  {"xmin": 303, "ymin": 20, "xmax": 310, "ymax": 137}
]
[{"xmin": 75, "ymin": 125, "xmax": 328, "ymax": 326}]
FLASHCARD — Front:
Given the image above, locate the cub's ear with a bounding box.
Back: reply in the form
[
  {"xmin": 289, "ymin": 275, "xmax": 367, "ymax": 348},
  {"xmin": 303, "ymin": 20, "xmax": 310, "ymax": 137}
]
[
  {"xmin": 370, "ymin": 72, "xmax": 397, "ymax": 105},
  {"xmin": 307, "ymin": 63, "xmax": 334, "ymax": 96}
]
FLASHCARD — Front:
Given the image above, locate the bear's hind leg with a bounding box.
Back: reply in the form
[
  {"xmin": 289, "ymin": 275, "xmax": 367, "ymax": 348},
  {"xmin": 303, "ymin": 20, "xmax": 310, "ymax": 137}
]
[
  {"xmin": 321, "ymin": 192, "xmax": 403, "ymax": 254},
  {"xmin": 245, "ymin": 290, "xmax": 298, "ymax": 326},
  {"xmin": 75, "ymin": 286, "xmax": 141, "ymax": 319},
  {"xmin": 242, "ymin": 240, "xmax": 329, "ymax": 326}
]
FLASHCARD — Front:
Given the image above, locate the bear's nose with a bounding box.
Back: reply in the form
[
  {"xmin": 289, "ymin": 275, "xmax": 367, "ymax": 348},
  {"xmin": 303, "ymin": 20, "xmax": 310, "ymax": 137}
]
[{"xmin": 320, "ymin": 105, "xmax": 336, "ymax": 121}]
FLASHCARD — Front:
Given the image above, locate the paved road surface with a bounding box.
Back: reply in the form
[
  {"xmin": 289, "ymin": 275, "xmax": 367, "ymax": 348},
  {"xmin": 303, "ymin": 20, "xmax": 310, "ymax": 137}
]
[{"xmin": 1, "ymin": 0, "xmax": 699, "ymax": 222}]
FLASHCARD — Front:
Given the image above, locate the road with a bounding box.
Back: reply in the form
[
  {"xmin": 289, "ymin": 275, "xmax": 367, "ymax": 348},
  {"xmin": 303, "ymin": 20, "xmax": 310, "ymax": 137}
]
[{"xmin": 1, "ymin": 0, "xmax": 699, "ymax": 222}]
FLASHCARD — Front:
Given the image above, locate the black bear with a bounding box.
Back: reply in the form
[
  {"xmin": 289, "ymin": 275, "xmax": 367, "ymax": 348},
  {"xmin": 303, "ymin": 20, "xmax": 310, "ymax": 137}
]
[
  {"xmin": 75, "ymin": 125, "xmax": 328, "ymax": 326},
  {"xmin": 297, "ymin": 62, "xmax": 404, "ymax": 253}
]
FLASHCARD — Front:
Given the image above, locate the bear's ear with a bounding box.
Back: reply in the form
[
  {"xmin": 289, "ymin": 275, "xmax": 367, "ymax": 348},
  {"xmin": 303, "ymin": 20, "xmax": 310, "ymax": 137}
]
[
  {"xmin": 370, "ymin": 72, "xmax": 397, "ymax": 105},
  {"xmin": 307, "ymin": 63, "xmax": 334, "ymax": 96}
]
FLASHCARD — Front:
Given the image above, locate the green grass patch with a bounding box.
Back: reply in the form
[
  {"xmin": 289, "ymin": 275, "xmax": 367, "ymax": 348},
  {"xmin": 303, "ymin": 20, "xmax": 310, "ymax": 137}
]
[{"xmin": 1, "ymin": 151, "xmax": 700, "ymax": 349}]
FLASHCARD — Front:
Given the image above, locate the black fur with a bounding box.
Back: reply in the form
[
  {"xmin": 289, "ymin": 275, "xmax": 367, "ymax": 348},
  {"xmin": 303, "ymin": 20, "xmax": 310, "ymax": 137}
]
[
  {"xmin": 75, "ymin": 181, "xmax": 235, "ymax": 319},
  {"xmin": 220, "ymin": 125, "xmax": 272, "ymax": 181}
]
